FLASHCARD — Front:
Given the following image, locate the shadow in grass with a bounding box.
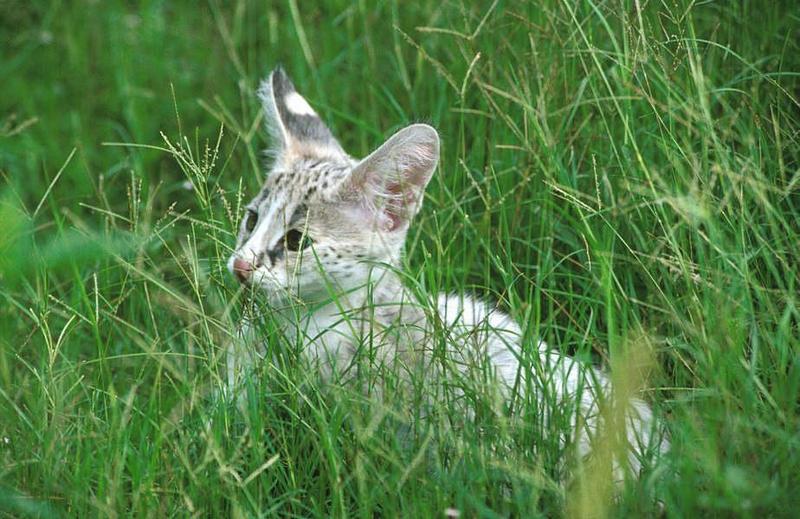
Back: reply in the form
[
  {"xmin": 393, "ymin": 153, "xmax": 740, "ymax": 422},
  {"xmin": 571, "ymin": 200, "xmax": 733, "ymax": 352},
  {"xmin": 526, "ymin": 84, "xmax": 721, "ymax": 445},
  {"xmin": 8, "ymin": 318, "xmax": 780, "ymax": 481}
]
[
  {"xmin": 0, "ymin": 191, "xmax": 136, "ymax": 286},
  {"xmin": 0, "ymin": 484, "xmax": 61, "ymax": 518}
]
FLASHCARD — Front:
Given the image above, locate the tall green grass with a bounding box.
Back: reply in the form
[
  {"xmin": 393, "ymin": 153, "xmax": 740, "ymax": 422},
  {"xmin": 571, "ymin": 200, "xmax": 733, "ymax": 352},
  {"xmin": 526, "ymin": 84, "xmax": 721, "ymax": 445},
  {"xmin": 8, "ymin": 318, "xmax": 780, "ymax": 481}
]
[{"xmin": 2, "ymin": 0, "xmax": 799, "ymax": 516}]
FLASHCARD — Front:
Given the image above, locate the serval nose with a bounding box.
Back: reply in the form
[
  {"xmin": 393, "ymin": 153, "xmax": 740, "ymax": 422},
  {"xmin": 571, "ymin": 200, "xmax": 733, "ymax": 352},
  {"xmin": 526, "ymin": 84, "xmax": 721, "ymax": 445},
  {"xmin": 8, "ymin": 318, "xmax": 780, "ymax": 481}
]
[{"xmin": 232, "ymin": 258, "xmax": 254, "ymax": 283}]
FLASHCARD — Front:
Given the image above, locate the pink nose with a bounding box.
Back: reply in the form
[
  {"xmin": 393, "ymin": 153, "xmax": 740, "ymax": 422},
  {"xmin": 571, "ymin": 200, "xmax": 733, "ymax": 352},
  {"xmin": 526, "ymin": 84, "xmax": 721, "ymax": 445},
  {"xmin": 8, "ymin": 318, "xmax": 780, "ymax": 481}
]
[{"xmin": 232, "ymin": 258, "xmax": 254, "ymax": 283}]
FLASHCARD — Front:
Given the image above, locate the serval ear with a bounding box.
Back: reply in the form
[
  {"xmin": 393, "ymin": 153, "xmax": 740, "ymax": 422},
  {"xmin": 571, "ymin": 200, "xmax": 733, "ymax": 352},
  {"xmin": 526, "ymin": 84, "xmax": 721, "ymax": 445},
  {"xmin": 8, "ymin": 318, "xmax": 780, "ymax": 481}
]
[
  {"xmin": 347, "ymin": 124, "xmax": 439, "ymax": 232},
  {"xmin": 257, "ymin": 67, "xmax": 344, "ymax": 159}
]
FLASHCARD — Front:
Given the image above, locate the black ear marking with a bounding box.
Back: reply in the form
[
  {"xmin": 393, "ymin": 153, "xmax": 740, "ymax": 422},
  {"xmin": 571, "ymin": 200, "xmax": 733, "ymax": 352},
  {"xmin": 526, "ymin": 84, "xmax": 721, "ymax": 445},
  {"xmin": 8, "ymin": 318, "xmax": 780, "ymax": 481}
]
[{"xmin": 259, "ymin": 66, "xmax": 342, "ymax": 151}]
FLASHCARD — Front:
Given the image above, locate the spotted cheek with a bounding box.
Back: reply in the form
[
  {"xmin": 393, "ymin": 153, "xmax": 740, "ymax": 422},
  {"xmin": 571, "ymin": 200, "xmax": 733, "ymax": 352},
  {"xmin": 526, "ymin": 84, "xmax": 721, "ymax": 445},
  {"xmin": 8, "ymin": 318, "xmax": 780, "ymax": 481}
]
[
  {"xmin": 250, "ymin": 265, "xmax": 283, "ymax": 291},
  {"xmin": 344, "ymin": 262, "xmax": 370, "ymax": 286},
  {"xmin": 268, "ymin": 254, "xmax": 313, "ymax": 292},
  {"xmin": 291, "ymin": 253, "xmax": 327, "ymax": 284},
  {"xmin": 277, "ymin": 253, "xmax": 305, "ymax": 279},
  {"xmin": 280, "ymin": 251, "xmax": 324, "ymax": 285},
  {"xmin": 320, "ymin": 258, "xmax": 369, "ymax": 289}
]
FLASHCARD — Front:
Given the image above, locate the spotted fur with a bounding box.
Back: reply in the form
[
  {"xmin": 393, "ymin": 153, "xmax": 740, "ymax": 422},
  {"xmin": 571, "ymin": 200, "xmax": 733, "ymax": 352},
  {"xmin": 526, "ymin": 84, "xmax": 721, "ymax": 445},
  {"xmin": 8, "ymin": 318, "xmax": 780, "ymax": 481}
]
[{"xmin": 227, "ymin": 67, "xmax": 669, "ymax": 479}]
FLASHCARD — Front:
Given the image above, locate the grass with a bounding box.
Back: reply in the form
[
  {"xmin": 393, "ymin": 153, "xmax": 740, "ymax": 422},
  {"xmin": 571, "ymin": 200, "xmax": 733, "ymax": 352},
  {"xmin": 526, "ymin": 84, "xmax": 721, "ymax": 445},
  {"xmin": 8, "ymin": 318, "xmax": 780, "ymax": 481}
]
[{"xmin": 2, "ymin": 0, "xmax": 799, "ymax": 516}]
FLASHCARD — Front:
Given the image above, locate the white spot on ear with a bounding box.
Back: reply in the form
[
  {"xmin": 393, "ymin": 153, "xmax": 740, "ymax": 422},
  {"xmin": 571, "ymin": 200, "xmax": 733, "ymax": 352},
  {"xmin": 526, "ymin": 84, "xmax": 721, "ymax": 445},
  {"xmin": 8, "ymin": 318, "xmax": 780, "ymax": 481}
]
[{"xmin": 284, "ymin": 92, "xmax": 316, "ymax": 116}]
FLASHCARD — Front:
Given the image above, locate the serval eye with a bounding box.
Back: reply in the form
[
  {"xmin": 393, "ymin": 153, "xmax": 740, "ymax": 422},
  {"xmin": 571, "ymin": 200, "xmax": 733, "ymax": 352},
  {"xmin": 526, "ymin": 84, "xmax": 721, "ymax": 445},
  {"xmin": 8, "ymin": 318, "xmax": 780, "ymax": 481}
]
[
  {"xmin": 284, "ymin": 229, "xmax": 312, "ymax": 252},
  {"xmin": 245, "ymin": 210, "xmax": 258, "ymax": 233}
]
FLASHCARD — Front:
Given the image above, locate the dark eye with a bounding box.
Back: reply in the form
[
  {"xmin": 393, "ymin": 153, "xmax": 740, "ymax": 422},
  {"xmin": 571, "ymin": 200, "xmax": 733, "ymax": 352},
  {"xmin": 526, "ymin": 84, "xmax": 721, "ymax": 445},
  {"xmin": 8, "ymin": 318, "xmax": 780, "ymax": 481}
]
[
  {"xmin": 245, "ymin": 210, "xmax": 258, "ymax": 233},
  {"xmin": 284, "ymin": 229, "xmax": 313, "ymax": 252}
]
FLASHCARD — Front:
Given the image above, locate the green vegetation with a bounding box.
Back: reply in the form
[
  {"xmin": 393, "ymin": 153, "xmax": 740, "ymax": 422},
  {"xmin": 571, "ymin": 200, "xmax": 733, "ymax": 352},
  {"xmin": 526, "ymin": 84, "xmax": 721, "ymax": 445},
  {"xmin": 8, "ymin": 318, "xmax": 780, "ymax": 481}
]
[{"xmin": 2, "ymin": 0, "xmax": 799, "ymax": 516}]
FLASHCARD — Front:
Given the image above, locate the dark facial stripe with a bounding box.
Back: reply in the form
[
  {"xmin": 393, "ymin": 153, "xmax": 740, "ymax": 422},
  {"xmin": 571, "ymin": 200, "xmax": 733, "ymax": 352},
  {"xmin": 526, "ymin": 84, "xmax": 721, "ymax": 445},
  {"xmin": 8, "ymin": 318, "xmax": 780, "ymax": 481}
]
[
  {"xmin": 289, "ymin": 204, "xmax": 308, "ymax": 227},
  {"xmin": 267, "ymin": 244, "xmax": 284, "ymax": 266},
  {"xmin": 256, "ymin": 185, "xmax": 271, "ymax": 204}
]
